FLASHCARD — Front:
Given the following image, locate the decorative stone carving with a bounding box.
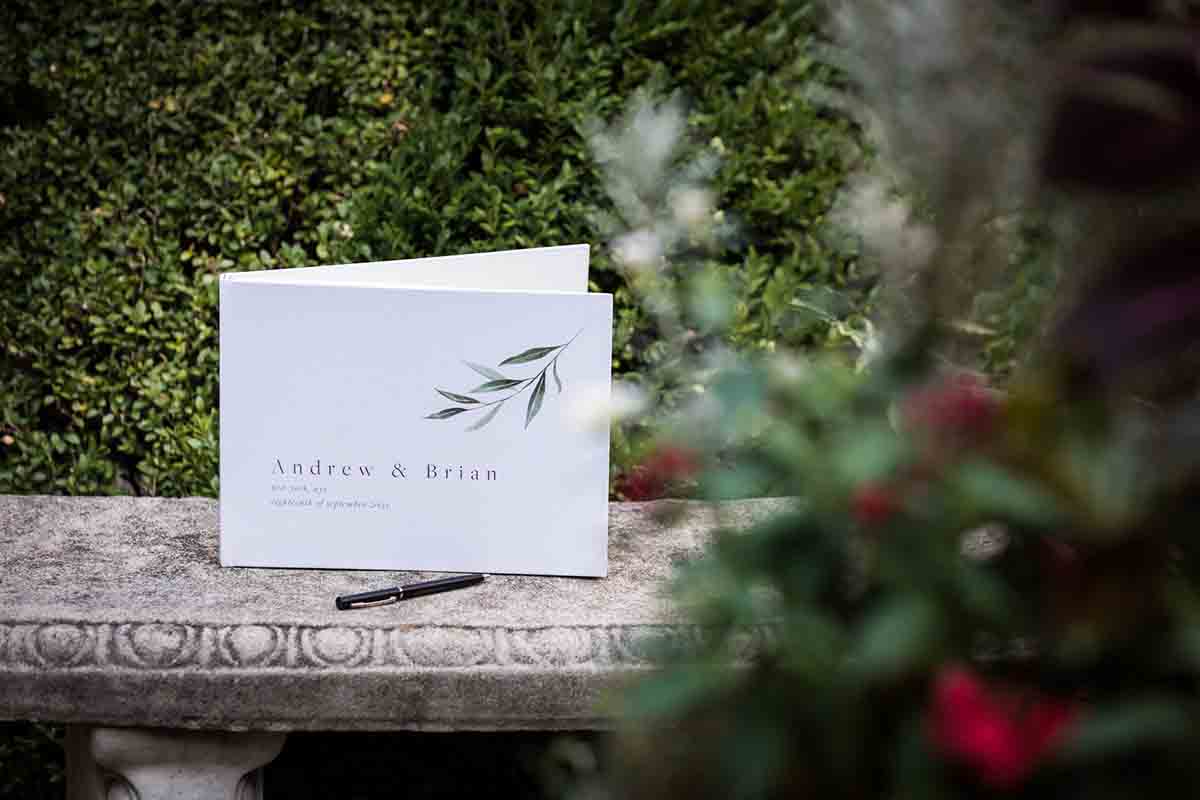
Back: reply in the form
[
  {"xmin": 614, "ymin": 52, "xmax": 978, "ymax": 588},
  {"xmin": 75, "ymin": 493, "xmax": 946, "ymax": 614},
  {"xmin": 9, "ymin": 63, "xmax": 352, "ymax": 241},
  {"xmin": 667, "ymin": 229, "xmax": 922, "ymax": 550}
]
[
  {"xmin": 115, "ymin": 623, "xmax": 200, "ymax": 669},
  {"xmin": 218, "ymin": 625, "xmax": 282, "ymax": 668},
  {"xmin": 0, "ymin": 495, "xmax": 783, "ymax": 732},
  {"xmin": 0, "ymin": 619, "xmax": 693, "ymax": 673},
  {"xmin": 31, "ymin": 623, "xmax": 94, "ymax": 668}
]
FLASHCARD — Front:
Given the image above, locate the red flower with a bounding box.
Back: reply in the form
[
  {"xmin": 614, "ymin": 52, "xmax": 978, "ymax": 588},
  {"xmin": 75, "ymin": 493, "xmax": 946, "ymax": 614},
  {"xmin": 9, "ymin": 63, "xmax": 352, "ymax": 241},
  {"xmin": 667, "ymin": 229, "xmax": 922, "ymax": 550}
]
[
  {"xmin": 642, "ymin": 445, "xmax": 700, "ymax": 481},
  {"xmin": 852, "ymin": 482, "xmax": 900, "ymax": 526},
  {"xmin": 617, "ymin": 468, "xmax": 665, "ymax": 502},
  {"xmin": 617, "ymin": 445, "xmax": 701, "ymax": 501},
  {"xmin": 930, "ymin": 666, "xmax": 1079, "ymax": 790},
  {"xmin": 902, "ymin": 373, "xmax": 999, "ymax": 445}
]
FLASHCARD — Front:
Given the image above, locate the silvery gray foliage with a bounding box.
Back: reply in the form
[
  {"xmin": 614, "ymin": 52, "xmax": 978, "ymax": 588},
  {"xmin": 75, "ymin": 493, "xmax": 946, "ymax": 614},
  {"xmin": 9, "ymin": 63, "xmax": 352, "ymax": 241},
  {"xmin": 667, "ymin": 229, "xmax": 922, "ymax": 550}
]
[
  {"xmin": 587, "ymin": 95, "xmax": 717, "ymax": 335},
  {"xmin": 586, "ymin": 83, "xmax": 886, "ymax": 448},
  {"xmin": 828, "ymin": 0, "xmax": 1040, "ymax": 203},
  {"xmin": 824, "ymin": 0, "xmax": 1055, "ymax": 356},
  {"xmin": 586, "ymin": 91, "xmax": 720, "ymax": 246},
  {"xmin": 586, "ymin": 92, "xmax": 746, "ymax": 447}
]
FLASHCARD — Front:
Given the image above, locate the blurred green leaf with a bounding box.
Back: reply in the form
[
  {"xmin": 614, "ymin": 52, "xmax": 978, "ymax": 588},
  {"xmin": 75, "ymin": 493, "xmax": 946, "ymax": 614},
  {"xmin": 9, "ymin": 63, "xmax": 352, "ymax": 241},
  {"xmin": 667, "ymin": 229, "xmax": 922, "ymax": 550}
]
[
  {"xmin": 1059, "ymin": 698, "xmax": 1191, "ymax": 762},
  {"xmin": 852, "ymin": 594, "xmax": 942, "ymax": 680},
  {"xmin": 687, "ymin": 267, "xmax": 736, "ymax": 333},
  {"xmin": 952, "ymin": 461, "xmax": 1066, "ymax": 528},
  {"xmin": 893, "ymin": 714, "xmax": 952, "ymax": 800},
  {"xmin": 618, "ymin": 664, "xmax": 734, "ymax": 721},
  {"xmin": 832, "ymin": 423, "xmax": 905, "ymax": 485}
]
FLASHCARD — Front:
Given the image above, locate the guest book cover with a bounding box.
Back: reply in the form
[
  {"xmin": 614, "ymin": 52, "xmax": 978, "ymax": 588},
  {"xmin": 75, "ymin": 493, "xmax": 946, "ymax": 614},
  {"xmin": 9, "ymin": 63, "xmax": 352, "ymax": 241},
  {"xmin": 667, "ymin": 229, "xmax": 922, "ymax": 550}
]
[{"xmin": 219, "ymin": 244, "xmax": 612, "ymax": 576}]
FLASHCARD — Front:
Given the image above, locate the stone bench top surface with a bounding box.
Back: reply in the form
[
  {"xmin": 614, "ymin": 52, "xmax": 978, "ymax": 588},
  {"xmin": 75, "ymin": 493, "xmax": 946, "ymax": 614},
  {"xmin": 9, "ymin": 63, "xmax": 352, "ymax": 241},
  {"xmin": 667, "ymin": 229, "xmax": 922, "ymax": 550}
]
[{"xmin": 0, "ymin": 495, "xmax": 776, "ymax": 731}]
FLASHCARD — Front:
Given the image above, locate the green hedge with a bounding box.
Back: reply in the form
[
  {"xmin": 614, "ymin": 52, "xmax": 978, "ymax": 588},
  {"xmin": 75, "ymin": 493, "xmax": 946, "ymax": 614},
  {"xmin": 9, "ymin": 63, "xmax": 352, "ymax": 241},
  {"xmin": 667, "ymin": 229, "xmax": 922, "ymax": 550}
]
[
  {"xmin": 0, "ymin": 0, "xmax": 858, "ymax": 497},
  {"xmin": 0, "ymin": 2, "xmax": 857, "ymax": 793}
]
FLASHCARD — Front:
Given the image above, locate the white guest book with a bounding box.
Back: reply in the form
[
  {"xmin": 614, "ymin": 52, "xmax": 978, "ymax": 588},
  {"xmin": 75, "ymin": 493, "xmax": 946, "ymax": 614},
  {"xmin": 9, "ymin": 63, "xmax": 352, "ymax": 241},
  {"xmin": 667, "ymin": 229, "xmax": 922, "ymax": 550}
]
[{"xmin": 219, "ymin": 244, "xmax": 612, "ymax": 576}]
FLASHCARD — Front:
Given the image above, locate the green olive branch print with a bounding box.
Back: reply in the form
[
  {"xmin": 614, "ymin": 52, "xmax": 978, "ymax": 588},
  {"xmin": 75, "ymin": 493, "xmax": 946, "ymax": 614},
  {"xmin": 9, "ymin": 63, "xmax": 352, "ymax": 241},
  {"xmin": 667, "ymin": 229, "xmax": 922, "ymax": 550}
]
[{"xmin": 424, "ymin": 328, "xmax": 583, "ymax": 430}]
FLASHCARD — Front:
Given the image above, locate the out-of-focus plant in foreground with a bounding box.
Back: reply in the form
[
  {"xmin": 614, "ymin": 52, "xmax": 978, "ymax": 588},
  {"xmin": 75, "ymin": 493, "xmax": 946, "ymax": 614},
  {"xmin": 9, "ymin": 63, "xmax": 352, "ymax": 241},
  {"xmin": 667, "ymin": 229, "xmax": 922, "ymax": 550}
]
[{"xmin": 592, "ymin": 2, "xmax": 1200, "ymax": 798}]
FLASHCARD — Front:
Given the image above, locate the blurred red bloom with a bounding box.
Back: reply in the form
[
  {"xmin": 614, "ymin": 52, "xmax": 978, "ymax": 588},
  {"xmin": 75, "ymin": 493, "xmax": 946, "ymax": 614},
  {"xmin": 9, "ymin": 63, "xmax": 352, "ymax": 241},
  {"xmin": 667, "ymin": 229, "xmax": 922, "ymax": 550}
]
[
  {"xmin": 617, "ymin": 445, "xmax": 701, "ymax": 501},
  {"xmin": 930, "ymin": 665, "xmax": 1079, "ymax": 790},
  {"xmin": 902, "ymin": 373, "xmax": 999, "ymax": 444},
  {"xmin": 852, "ymin": 482, "xmax": 900, "ymax": 526},
  {"xmin": 643, "ymin": 445, "xmax": 700, "ymax": 480},
  {"xmin": 617, "ymin": 468, "xmax": 664, "ymax": 502}
]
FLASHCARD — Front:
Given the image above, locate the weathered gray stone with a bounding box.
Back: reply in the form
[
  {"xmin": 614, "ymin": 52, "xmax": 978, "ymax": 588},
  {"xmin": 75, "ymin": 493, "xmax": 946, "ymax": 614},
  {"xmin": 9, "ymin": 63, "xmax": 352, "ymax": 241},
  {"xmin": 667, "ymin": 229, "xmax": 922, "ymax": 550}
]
[{"xmin": 0, "ymin": 495, "xmax": 782, "ymax": 732}]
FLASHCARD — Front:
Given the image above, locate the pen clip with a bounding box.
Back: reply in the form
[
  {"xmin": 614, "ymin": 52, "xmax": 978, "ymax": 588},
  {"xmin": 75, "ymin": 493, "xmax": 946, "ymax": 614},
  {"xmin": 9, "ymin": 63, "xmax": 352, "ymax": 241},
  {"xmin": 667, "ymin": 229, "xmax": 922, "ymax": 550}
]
[
  {"xmin": 343, "ymin": 595, "xmax": 400, "ymax": 609},
  {"xmin": 335, "ymin": 586, "xmax": 403, "ymax": 610}
]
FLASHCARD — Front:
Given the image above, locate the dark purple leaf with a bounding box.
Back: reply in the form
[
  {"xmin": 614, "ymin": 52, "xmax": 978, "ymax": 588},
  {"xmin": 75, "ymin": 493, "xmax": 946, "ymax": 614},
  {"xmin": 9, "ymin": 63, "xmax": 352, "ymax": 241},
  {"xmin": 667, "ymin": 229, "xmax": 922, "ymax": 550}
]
[
  {"xmin": 1042, "ymin": 28, "xmax": 1200, "ymax": 192},
  {"xmin": 1055, "ymin": 230, "xmax": 1200, "ymax": 389}
]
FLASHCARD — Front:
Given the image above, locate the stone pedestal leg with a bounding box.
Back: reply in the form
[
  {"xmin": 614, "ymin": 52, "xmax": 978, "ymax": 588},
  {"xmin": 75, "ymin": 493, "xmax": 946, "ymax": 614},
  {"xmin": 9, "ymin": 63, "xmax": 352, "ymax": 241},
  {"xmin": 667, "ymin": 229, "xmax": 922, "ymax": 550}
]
[{"xmin": 66, "ymin": 725, "xmax": 285, "ymax": 800}]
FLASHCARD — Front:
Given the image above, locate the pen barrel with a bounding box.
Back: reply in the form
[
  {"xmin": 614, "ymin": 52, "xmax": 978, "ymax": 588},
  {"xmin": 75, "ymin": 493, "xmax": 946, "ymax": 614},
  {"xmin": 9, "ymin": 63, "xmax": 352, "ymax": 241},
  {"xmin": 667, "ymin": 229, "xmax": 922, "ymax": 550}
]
[
  {"xmin": 402, "ymin": 574, "xmax": 484, "ymax": 599},
  {"xmin": 335, "ymin": 586, "xmax": 401, "ymax": 610}
]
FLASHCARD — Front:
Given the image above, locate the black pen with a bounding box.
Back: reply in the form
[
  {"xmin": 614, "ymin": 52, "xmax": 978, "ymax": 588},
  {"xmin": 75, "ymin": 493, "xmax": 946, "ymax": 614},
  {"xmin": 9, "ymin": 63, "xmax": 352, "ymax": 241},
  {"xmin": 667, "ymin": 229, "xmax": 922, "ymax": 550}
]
[{"xmin": 335, "ymin": 574, "xmax": 485, "ymax": 610}]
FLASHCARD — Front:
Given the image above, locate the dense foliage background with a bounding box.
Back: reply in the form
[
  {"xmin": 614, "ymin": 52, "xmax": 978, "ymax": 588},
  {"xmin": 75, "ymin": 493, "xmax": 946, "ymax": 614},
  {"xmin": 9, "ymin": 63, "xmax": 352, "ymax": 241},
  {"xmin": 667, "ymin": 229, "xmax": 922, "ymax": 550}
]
[
  {"xmin": 0, "ymin": 0, "xmax": 864, "ymax": 795},
  {"xmin": 0, "ymin": 0, "xmax": 862, "ymax": 501}
]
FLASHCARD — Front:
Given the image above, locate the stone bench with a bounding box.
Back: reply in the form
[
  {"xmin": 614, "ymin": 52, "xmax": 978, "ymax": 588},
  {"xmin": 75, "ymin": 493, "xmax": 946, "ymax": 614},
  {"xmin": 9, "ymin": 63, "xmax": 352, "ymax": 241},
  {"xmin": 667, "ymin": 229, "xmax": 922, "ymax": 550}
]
[{"xmin": 0, "ymin": 495, "xmax": 770, "ymax": 799}]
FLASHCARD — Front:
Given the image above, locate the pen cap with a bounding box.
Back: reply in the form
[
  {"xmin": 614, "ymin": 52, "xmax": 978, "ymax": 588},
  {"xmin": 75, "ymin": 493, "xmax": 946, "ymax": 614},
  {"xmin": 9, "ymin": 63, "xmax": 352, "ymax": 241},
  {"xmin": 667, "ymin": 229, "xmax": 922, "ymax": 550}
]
[{"xmin": 335, "ymin": 586, "xmax": 400, "ymax": 610}]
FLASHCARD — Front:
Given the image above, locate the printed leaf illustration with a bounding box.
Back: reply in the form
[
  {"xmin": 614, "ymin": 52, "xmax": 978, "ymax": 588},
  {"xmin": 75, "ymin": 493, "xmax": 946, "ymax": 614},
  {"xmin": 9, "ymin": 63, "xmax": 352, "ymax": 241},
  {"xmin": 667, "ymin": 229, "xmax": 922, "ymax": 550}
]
[
  {"xmin": 464, "ymin": 361, "xmax": 510, "ymax": 381},
  {"xmin": 424, "ymin": 329, "xmax": 583, "ymax": 430},
  {"xmin": 499, "ymin": 345, "xmax": 561, "ymax": 366},
  {"xmin": 471, "ymin": 378, "xmax": 525, "ymax": 392},
  {"xmin": 426, "ymin": 407, "xmax": 469, "ymax": 420},
  {"xmin": 466, "ymin": 404, "xmax": 502, "ymax": 432},
  {"xmin": 437, "ymin": 389, "xmax": 479, "ymax": 404},
  {"xmin": 526, "ymin": 373, "xmax": 547, "ymax": 429}
]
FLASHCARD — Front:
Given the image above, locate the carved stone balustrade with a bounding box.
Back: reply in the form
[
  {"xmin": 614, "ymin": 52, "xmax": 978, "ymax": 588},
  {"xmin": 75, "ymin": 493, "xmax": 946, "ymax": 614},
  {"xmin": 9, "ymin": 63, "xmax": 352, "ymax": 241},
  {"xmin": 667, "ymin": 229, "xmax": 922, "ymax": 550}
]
[{"xmin": 0, "ymin": 495, "xmax": 776, "ymax": 799}]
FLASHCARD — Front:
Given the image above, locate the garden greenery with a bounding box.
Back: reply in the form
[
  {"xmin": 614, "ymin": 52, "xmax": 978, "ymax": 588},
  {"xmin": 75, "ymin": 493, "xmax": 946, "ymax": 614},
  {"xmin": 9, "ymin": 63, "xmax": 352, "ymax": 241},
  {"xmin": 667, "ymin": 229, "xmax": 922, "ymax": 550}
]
[
  {"xmin": 0, "ymin": 1, "xmax": 864, "ymax": 793},
  {"xmin": 0, "ymin": 0, "xmax": 862, "ymax": 501}
]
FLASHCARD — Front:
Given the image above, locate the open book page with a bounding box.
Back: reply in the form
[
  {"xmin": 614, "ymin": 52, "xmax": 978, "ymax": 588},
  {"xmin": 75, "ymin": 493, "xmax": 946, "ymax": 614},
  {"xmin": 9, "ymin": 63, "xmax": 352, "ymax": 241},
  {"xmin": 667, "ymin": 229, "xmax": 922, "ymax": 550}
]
[
  {"xmin": 218, "ymin": 242, "xmax": 610, "ymax": 576},
  {"xmin": 220, "ymin": 244, "xmax": 590, "ymax": 292}
]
